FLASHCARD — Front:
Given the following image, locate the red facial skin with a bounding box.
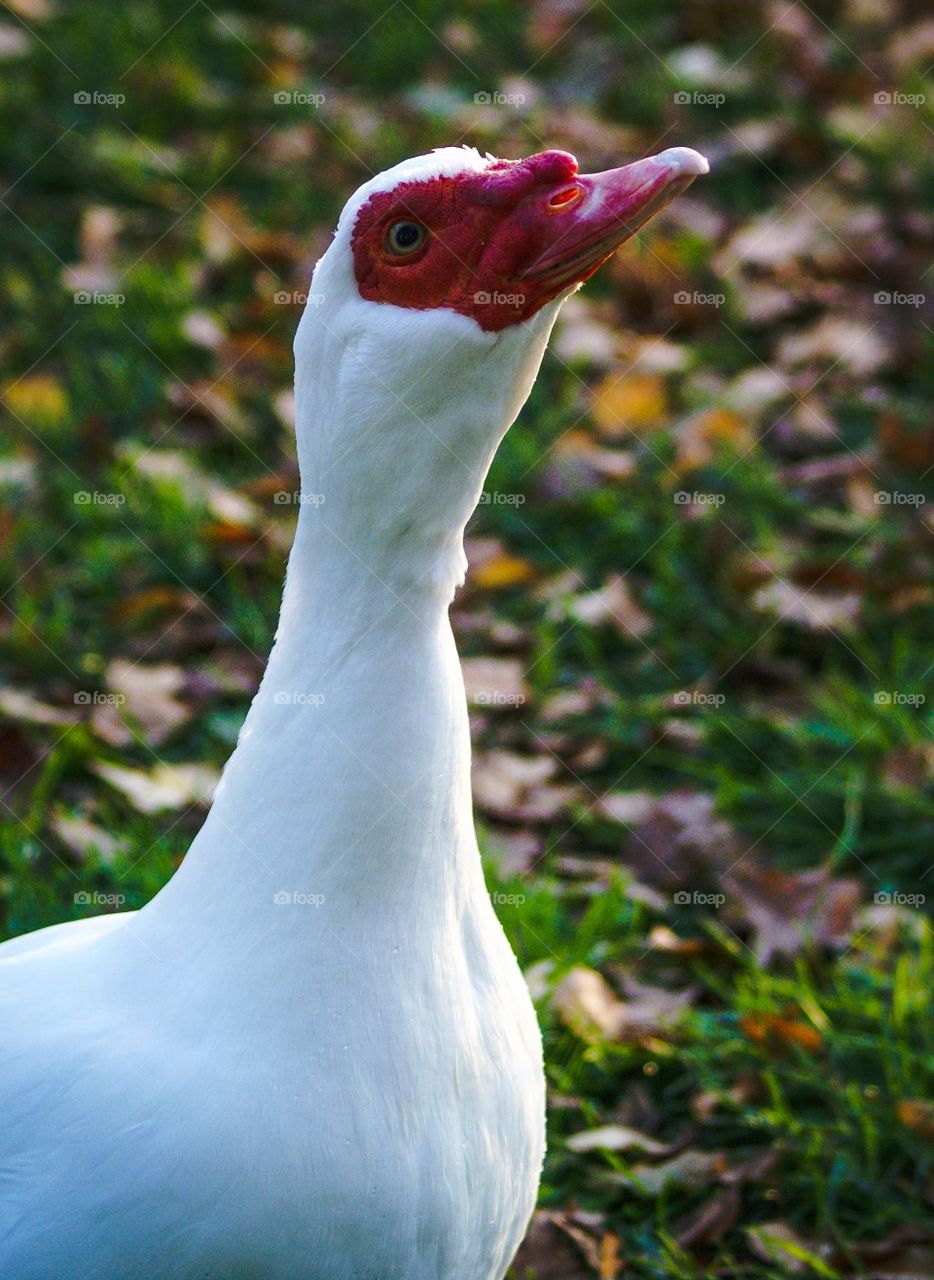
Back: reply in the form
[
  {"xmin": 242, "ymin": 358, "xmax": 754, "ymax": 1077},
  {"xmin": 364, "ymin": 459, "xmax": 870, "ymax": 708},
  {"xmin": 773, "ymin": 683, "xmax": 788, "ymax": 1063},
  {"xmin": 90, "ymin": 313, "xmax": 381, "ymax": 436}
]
[{"xmin": 350, "ymin": 148, "xmax": 706, "ymax": 332}]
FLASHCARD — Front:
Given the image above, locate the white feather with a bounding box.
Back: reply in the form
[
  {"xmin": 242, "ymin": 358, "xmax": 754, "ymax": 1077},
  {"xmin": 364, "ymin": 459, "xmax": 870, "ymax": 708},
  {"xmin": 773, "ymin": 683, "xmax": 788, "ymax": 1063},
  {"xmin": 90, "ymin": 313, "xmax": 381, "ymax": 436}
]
[{"xmin": 0, "ymin": 148, "xmax": 568, "ymax": 1280}]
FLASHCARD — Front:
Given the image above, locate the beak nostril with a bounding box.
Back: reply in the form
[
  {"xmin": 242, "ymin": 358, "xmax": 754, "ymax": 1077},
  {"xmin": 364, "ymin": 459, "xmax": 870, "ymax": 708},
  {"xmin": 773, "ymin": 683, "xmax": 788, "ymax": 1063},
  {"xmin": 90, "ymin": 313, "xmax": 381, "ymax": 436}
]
[{"xmin": 547, "ymin": 185, "xmax": 583, "ymax": 211}]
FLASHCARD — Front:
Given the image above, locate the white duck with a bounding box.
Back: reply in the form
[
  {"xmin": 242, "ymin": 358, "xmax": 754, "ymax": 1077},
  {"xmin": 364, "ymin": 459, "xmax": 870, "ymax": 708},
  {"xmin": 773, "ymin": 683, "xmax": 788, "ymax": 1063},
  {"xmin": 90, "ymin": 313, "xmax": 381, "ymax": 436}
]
[{"xmin": 0, "ymin": 142, "xmax": 707, "ymax": 1279}]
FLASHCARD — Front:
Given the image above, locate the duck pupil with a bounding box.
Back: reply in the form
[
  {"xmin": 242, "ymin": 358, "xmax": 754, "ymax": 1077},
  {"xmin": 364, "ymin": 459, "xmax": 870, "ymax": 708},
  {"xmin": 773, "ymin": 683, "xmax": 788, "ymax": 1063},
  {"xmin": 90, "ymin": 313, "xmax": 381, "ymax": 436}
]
[{"xmin": 396, "ymin": 223, "xmax": 420, "ymax": 247}]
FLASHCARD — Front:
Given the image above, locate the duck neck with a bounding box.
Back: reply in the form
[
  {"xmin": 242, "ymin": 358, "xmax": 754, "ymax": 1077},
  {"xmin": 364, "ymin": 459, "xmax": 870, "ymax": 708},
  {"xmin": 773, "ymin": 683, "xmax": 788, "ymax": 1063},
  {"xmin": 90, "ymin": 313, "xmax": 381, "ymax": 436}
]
[{"xmin": 151, "ymin": 497, "xmax": 481, "ymax": 948}]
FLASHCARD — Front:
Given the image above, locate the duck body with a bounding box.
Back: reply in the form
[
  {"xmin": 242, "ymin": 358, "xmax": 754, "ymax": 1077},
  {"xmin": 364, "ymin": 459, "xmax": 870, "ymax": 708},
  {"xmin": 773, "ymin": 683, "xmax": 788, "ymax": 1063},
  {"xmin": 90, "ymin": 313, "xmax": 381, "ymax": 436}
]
[
  {"xmin": 0, "ymin": 143, "xmax": 707, "ymax": 1277},
  {"xmin": 0, "ymin": 580, "xmax": 544, "ymax": 1280}
]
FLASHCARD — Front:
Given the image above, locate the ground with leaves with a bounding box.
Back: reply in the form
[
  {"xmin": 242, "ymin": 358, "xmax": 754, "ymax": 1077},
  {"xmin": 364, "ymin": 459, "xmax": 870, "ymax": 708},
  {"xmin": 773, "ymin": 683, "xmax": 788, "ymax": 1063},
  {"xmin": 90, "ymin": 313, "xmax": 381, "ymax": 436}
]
[{"xmin": 1, "ymin": 0, "xmax": 932, "ymax": 1276}]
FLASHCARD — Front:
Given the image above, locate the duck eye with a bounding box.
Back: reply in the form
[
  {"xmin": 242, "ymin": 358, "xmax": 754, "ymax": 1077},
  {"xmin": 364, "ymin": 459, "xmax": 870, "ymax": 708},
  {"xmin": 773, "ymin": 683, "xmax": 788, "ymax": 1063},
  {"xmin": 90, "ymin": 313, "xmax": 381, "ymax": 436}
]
[{"xmin": 385, "ymin": 220, "xmax": 427, "ymax": 256}]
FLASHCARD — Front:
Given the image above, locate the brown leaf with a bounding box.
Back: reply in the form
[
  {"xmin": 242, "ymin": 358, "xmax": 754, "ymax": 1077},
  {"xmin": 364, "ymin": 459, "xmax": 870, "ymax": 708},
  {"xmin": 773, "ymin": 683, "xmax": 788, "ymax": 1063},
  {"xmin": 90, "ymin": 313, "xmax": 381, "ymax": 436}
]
[
  {"xmin": 741, "ymin": 1012, "xmax": 823, "ymax": 1054},
  {"xmin": 726, "ymin": 863, "xmax": 862, "ymax": 961},
  {"xmin": 597, "ymin": 790, "xmax": 654, "ymax": 825},
  {"xmin": 752, "ymin": 578, "xmax": 862, "ymax": 632},
  {"xmin": 746, "ymin": 1221, "xmax": 829, "ymax": 1274},
  {"xmin": 0, "ymin": 687, "xmax": 78, "ymax": 728},
  {"xmin": 552, "ymin": 966, "xmax": 627, "ymax": 1042},
  {"xmin": 461, "ymin": 657, "xmax": 529, "ymax": 710},
  {"xmin": 675, "ymin": 407, "xmax": 753, "ymax": 472},
  {"xmin": 566, "ymin": 1124, "xmax": 677, "ymax": 1157},
  {"xmin": 566, "ymin": 575, "xmax": 652, "ymax": 639},
  {"xmin": 472, "ymin": 751, "xmax": 573, "ymax": 822},
  {"xmin": 50, "ymin": 810, "xmax": 122, "ymax": 863},
  {"xmin": 616, "ymin": 976, "xmax": 695, "ymax": 1041},
  {"xmin": 647, "ymin": 924, "xmax": 707, "ymax": 957},
  {"xmin": 674, "ymin": 1185, "xmax": 742, "ymax": 1248},
  {"xmin": 92, "ymin": 761, "xmax": 220, "ymax": 814},
  {"xmin": 624, "ymin": 790, "xmax": 737, "ymax": 889},
  {"xmin": 627, "ymin": 1150, "xmax": 727, "ymax": 1195},
  {"xmin": 108, "ymin": 585, "xmax": 200, "ymax": 625},
  {"xmin": 95, "ymin": 659, "xmax": 189, "ymax": 748},
  {"xmin": 509, "ymin": 1210, "xmax": 593, "ymax": 1279},
  {"xmin": 896, "ymin": 1100, "xmax": 934, "ymax": 1143}
]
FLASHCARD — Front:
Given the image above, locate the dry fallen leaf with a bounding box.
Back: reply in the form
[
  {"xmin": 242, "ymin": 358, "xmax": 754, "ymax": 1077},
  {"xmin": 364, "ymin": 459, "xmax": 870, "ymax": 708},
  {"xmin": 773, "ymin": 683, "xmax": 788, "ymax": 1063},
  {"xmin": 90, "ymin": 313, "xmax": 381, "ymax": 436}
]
[
  {"xmin": 627, "ymin": 1149, "xmax": 727, "ymax": 1195},
  {"xmin": 740, "ymin": 1012, "xmax": 823, "ymax": 1054},
  {"xmin": 598, "ymin": 1231, "xmax": 622, "ymax": 1280},
  {"xmin": 566, "ymin": 1124, "xmax": 676, "ymax": 1157},
  {"xmin": 50, "ymin": 810, "xmax": 122, "ymax": 863},
  {"xmin": 674, "ymin": 1185, "xmax": 742, "ymax": 1248},
  {"xmin": 674, "ymin": 407, "xmax": 753, "ymax": 472},
  {"xmin": 896, "ymin": 1099, "xmax": 934, "ymax": 1142},
  {"xmin": 92, "ymin": 760, "xmax": 220, "ymax": 814},
  {"xmin": 472, "ymin": 750, "xmax": 573, "ymax": 822},
  {"xmin": 461, "ymin": 657, "xmax": 529, "ymax": 710},
  {"xmin": 0, "ymin": 687, "xmax": 78, "ymax": 727},
  {"xmin": 624, "ymin": 790, "xmax": 737, "ymax": 889},
  {"xmin": 752, "ymin": 578, "xmax": 861, "ymax": 633},
  {"xmin": 94, "ymin": 659, "xmax": 189, "ymax": 748},
  {"xmin": 566, "ymin": 575, "xmax": 652, "ymax": 639},
  {"xmin": 726, "ymin": 863, "xmax": 862, "ymax": 961},
  {"xmin": 590, "ymin": 372, "xmax": 668, "ymax": 438},
  {"xmin": 466, "ymin": 538, "xmax": 537, "ymax": 590},
  {"xmin": 552, "ymin": 965, "xmax": 627, "ymax": 1041},
  {"xmin": 746, "ymin": 1221, "xmax": 828, "ymax": 1275},
  {"xmin": 509, "ymin": 1211, "xmax": 593, "ymax": 1280}
]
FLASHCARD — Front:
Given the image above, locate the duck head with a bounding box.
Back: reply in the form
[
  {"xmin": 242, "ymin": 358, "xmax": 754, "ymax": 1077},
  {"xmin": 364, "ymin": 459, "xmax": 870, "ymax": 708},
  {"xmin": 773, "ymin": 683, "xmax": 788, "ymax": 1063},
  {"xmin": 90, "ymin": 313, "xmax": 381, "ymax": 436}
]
[{"xmin": 293, "ymin": 145, "xmax": 708, "ymax": 592}]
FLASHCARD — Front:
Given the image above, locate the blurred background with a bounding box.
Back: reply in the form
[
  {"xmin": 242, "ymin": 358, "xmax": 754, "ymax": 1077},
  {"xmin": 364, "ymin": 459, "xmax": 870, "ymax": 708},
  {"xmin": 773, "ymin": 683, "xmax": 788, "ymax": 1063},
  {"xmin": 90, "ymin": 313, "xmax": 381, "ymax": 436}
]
[{"xmin": 1, "ymin": 0, "xmax": 932, "ymax": 1274}]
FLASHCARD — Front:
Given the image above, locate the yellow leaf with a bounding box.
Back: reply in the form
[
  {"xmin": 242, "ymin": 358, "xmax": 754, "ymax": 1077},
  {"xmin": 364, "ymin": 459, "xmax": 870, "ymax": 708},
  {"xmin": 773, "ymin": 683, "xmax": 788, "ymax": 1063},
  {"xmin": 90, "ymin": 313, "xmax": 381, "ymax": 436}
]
[
  {"xmin": 590, "ymin": 373, "xmax": 667, "ymax": 438},
  {"xmin": 4, "ymin": 374, "xmax": 69, "ymax": 426},
  {"xmin": 675, "ymin": 407, "xmax": 752, "ymax": 471},
  {"xmin": 599, "ymin": 1232, "xmax": 623, "ymax": 1279},
  {"xmin": 472, "ymin": 553, "xmax": 535, "ymax": 590}
]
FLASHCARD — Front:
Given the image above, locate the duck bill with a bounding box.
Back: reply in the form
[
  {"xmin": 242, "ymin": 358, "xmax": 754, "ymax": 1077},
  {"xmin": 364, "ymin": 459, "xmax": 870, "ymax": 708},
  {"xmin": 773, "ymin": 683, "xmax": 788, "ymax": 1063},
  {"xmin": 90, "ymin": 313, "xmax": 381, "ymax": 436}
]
[{"xmin": 516, "ymin": 147, "xmax": 709, "ymax": 293}]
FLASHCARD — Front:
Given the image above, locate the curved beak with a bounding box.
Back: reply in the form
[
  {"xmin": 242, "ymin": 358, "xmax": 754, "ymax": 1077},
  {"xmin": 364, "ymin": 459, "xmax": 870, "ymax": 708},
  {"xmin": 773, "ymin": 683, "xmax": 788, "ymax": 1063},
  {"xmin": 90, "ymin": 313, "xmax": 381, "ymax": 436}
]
[{"xmin": 516, "ymin": 147, "xmax": 709, "ymax": 290}]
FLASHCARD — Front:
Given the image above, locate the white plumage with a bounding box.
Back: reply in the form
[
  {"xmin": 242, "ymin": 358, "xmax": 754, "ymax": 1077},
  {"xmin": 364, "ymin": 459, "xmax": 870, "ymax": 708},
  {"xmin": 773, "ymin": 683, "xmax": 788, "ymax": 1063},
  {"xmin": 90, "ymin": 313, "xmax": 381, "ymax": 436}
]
[
  {"xmin": 1, "ymin": 141, "xmax": 707, "ymax": 1278},
  {"xmin": 0, "ymin": 148, "xmax": 559, "ymax": 1280}
]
